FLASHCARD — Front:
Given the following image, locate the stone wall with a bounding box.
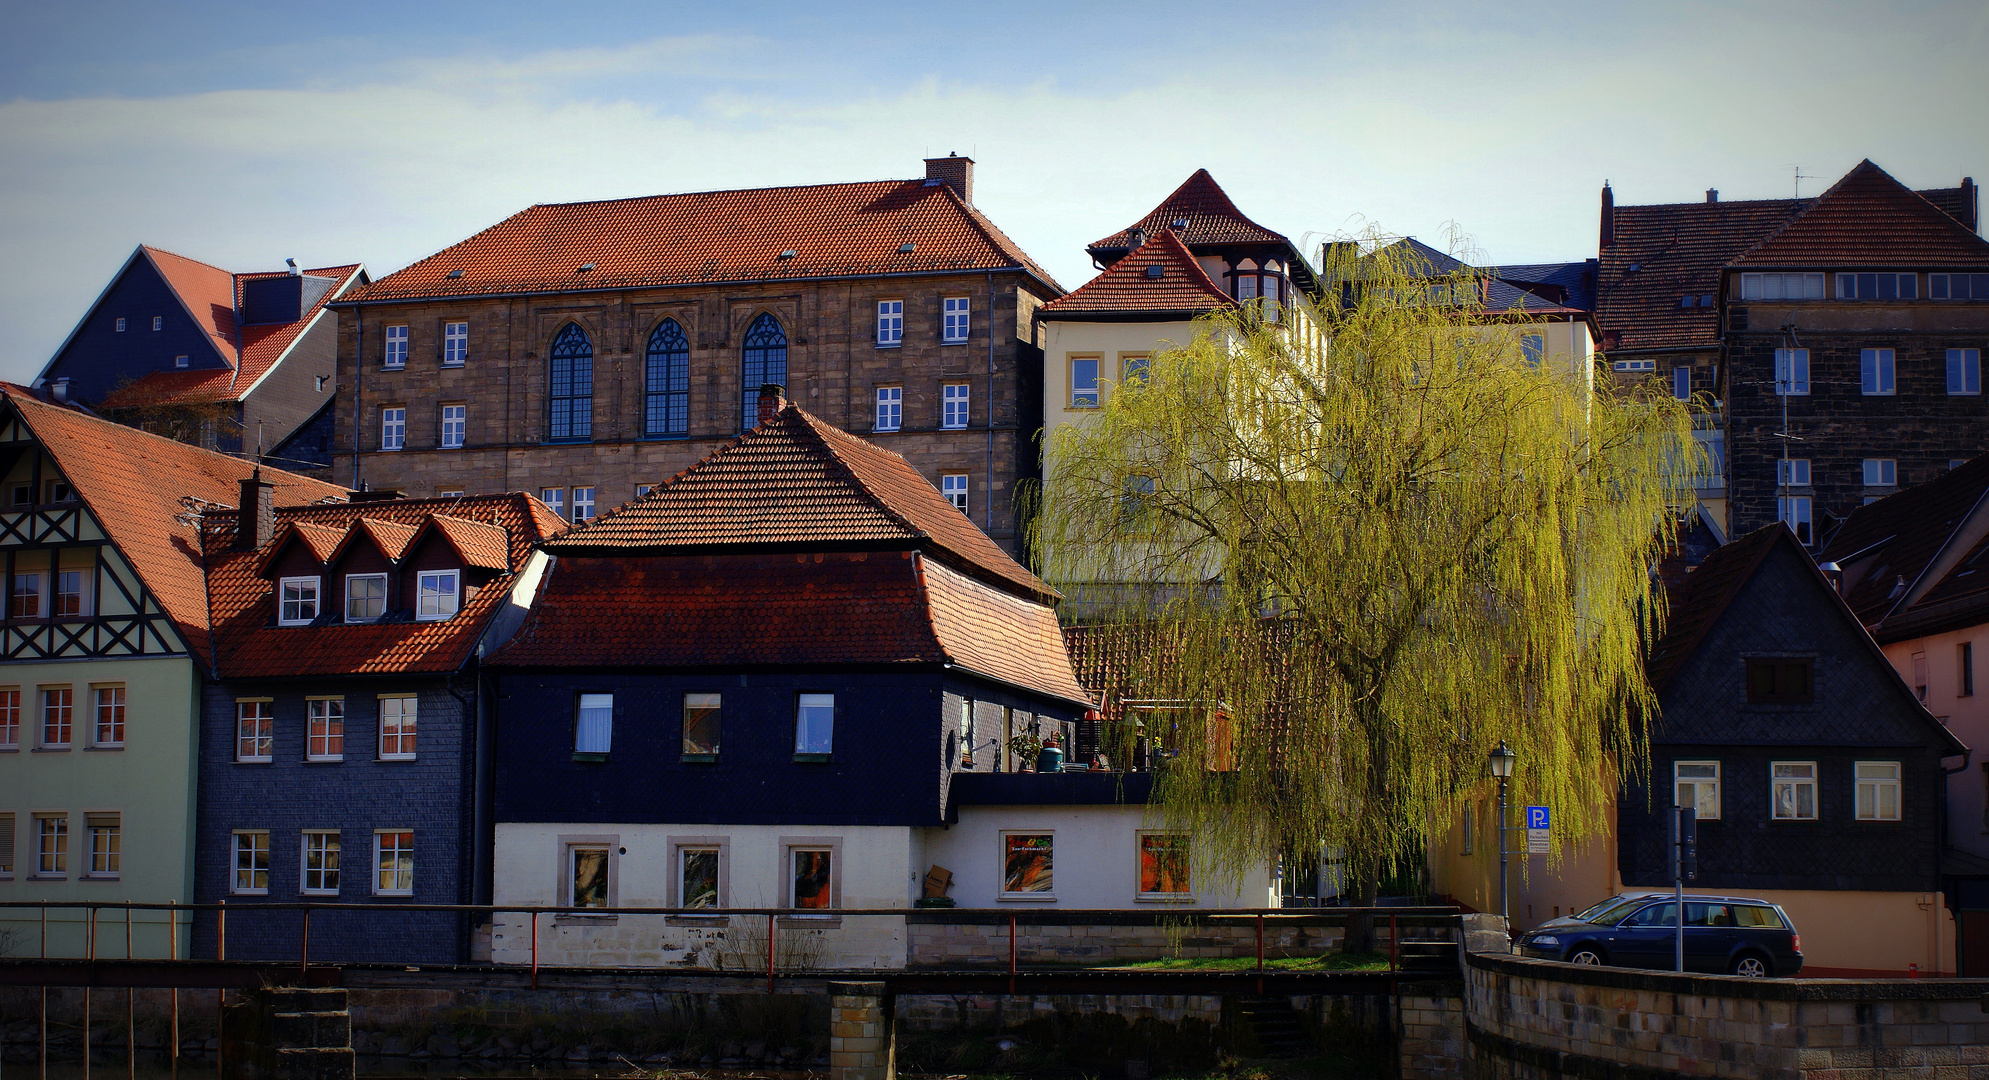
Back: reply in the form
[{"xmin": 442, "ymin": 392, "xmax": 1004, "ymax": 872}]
[
  {"xmin": 905, "ymin": 913, "xmax": 1391, "ymax": 966},
  {"xmin": 1399, "ymin": 989, "xmax": 1464, "ymax": 1080}
]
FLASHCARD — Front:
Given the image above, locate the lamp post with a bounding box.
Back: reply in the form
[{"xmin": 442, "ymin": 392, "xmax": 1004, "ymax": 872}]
[{"xmin": 1488, "ymin": 741, "xmax": 1517, "ymax": 929}]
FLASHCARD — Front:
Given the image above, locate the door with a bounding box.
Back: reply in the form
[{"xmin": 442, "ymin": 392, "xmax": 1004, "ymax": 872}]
[
  {"xmin": 1608, "ymin": 901, "xmax": 1678, "ymax": 969},
  {"xmin": 1684, "ymin": 902, "xmax": 1740, "ymax": 972}
]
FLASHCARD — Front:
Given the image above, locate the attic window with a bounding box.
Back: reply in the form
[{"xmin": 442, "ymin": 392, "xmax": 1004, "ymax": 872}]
[
  {"xmin": 1145, "ymin": 266, "xmax": 1165, "ymax": 280},
  {"xmin": 1746, "ymin": 658, "xmax": 1813, "ymax": 704},
  {"xmin": 175, "ymin": 355, "xmax": 189, "ymax": 368},
  {"xmin": 446, "ymin": 270, "xmax": 464, "ymax": 279},
  {"xmin": 577, "ymin": 263, "xmax": 595, "ymax": 273},
  {"xmin": 1171, "ymin": 218, "xmax": 1188, "ymax": 230},
  {"xmin": 778, "ymin": 250, "xmax": 798, "ymax": 260},
  {"xmin": 898, "ymin": 243, "xmax": 916, "ymax": 254}
]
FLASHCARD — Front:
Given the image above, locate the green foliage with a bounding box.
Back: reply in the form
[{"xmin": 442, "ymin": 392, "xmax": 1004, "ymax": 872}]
[{"xmin": 1032, "ymin": 227, "xmax": 1698, "ymax": 895}]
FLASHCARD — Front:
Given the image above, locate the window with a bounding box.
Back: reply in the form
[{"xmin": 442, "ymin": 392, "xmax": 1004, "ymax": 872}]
[
  {"xmin": 233, "ymin": 831, "xmax": 269, "ymax": 893},
  {"xmin": 1121, "ymin": 473, "xmax": 1159, "ymax": 531},
  {"xmin": 791, "ymin": 847, "xmax": 835, "ymax": 909},
  {"xmin": 942, "ymin": 383, "xmax": 969, "ymax": 429},
  {"xmin": 416, "ymin": 570, "xmax": 459, "ymax": 621},
  {"xmin": 1930, "ymin": 273, "xmax": 1989, "ymax": 300},
  {"xmin": 384, "ymin": 325, "xmax": 408, "ymax": 369},
  {"xmin": 87, "ymin": 814, "xmax": 119, "ymax": 878},
  {"xmin": 1778, "ymin": 459, "xmax": 1811, "ymax": 486},
  {"xmin": 1612, "ymin": 358, "xmax": 1656, "ymax": 372},
  {"xmin": 874, "ymin": 386, "xmax": 902, "ymax": 432},
  {"xmin": 682, "ymin": 692, "xmax": 720, "ymax": 760},
  {"xmin": 1739, "ymin": 273, "xmax": 1824, "ymax": 300},
  {"xmin": 1121, "ymin": 354, "xmax": 1150, "ymax": 385},
  {"xmin": 1950, "ymin": 349, "xmax": 1983, "ymax": 395},
  {"xmin": 175, "ymin": 355, "xmax": 188, "ymax": 369},
  {"xmin": 1778, "ymin": 496, "xmax": 1813, "ymax": 545},
  {"xmin": 942, "ymin": 473, "xmax": 969, "ymax": 514},
  {"xmin": 538, "ymin": 488, "xmax": 565, "ymax": 519},
  {"xmin": 570, "ymin": 487, "xmax": 595, "ymax": 523},
  {"xmin": 1001, "ymin": 833, "xmax": 1053, "ymax": 897},
  {"xmin": 279, "ymin": 576, "xmax": 320, "ymax": 625},
  {"xmin": 570, "ymin": 845, "xmax": 610, "ymax": 908},
  {"xmin": 634, "ymin": 485, "xmax": 655, "ymax": 498},
  {"xmin": 1774, "ymin": 348, "xmax": 1810, "ymax": 395},
  {"xmin": 548, "ymin": 323, "xmax": 594, "ymax": 441},
  {"xmin": 1962, "ymin": 642, "xmax": 1975, "ymax": 698},
  {"xmin": 114, "ymin": 318, "xmax": 126, "ymax": 333},
  {"xmin": 1746, "ymin": 658, "xmax": 1813, "ymax": 703},
  {"xmin": 378, "ymin": 695, "xmax": 416, "ymax": 759},
  {"xmin": 1863, "ymin": 459, "xmax": 1898, "ymax": 487},
  {"xmin": 942, "ymin": 296, "xmax": 970, "ymax": 343},
  {"xmin": 439, "ymin": 489, "xmax": 463, "ymax": 498},
  {"xmin": 307, "ymin": 698, "xmax": 344, "ymax": 761},
  {"xmin": 680, "ymin": 847, "xmax": 720, "ymax": 908},
  {"xmin": 795, "ymin": 693, "xmax": 834, "ymax": 757},
  {"xmin": 1138, "ymin": 833, "xmax": 1191, "ymax": 898},
  {"xmin": 345, "ymin": 574, "xmax": 386, "ymax": 622},
  {"xmin": 302, "ymin": 832, "xmax": 339, "ymax": 895},
  {"xmin": 374, "ymin": 831, "xmax": 413, "ymax": 895},
  {"xmin": 1861, "ymin": 348, "xmax": 1896, "ymax": 395},
  {"xmin": 0, "ymin": 688, "xmax": 17, "ymax": 748},
  {"xmin": 380, "ymin": 407, "xmax": 405, "ymax": 451},
  {"xmin": 10, "ymin": 566, "xmax": 40, "ymax": 619},
  {"xmin": 1855, "ymin": 761, "xmax": 1901, "ymax": 821},
  {"xmin": 38, "ymin": 816, "xmax": 68, "ymax": 877},
  {"xmin": 1461, "ymin": 803, "xmax": 1474, "ymax": 855},
  {"xmin": 41, "ymin": 687, "xmax": 72, "ymax": 748},
  {"xmin": 575, "ymin": 693, "xmax": 613, "ymax": 755},
  {"xmin": 960, "ymin": 698, "xmax": 976, "ymax": 767},
  {"xmin": 0, "ymin": 812, "xmax": 13, "ymax": 875},
  {"xmin": 1913, "ymin": 651, "xmax": 1928, "ymax": 699},
  {"xmin": 443, "ymin": 321, "xmax": 468, "ymax": 365},
  {"xmin": 152, "ymin": 316, "xmax": 163, "ymax": 331},
  {"xmin": 1672, "ymin": 367, "xmax": 1691, "ymax": 400},
  {"xmin": 236, "ymin": 700, "xmax": 273, "ymax": 762},
  {"xmin": 740, "ymin": 314, "xmax": 788, "ymax": 431},
  {"xmin": 93, "ymin": 686, "xmax": 124, "ymax": 747},
  {"xmin": 1523, "ymin": 335, "xmax": 1546, "ymax": 370},
  {"xmin": 54, "ymin": 568, "xmax": 85, "ymax": 617},
  {"xmin": 1070, "ymin": 356, "xmax": 1101, "ymax": 408},
  {"xmin": 1674, "ymin": 761, "xmax": 1721, "ymax": 820},
  {"xmin": 1836, "ymin": 273, "xmax": 1917, "ymax": 300},
  {"xmin": 440, "ymin": 404, "xmax": 465, "ymax": 449},
  {"xmin": 644, "ymin": 319, "xmax": 690, "ymax": 438},
  {"xmin": 1771, "ymin": 762, "xmax": 1818, "ymax": 820},
  {"xmin": 876, "ymin": 299, "xmax": 904, "ymax": 346},
  {"xmin": 46, "ymin": 480, "xmax": 71, "ymax": 504}
]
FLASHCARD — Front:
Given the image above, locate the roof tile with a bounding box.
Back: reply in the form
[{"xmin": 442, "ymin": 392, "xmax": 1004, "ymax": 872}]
[
  {"xmin": 1040, "ymin": 229, "xmax": 1233, "ymax": 316},
  {"xmin": 1732, "ymin": 159, "xmax": 1989, "ymax": 267},
  {"xmin": 1088, "ymin": 170, "xmax": 1291, "ymax": 256}
]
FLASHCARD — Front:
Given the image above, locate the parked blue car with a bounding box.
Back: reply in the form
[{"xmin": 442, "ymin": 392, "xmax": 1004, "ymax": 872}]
[{"xmin": 1517, "ymin": 893, "xmax": 1803, "ymax": 977}]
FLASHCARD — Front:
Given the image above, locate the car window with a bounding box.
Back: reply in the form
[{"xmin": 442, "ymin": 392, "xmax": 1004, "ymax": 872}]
[
  {"xmin": 1686, "ymin": 902, "xmax": 1735, "ymax": 927},
  {"xmin": 1620, "ymin": 902, "xmax": 1676, "ymax": 928},
  {"xmin": 1578, "ymin": 896, "xmax": 1647, "ymax": 924},
  {"xmin": 1734, "ymin": 905, "xmax": 1786, "ymax": 929}
]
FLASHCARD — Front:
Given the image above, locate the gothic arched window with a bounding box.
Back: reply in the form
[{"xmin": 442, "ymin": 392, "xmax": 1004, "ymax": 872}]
[
  {"xmin": 548, "ymin": 323, "xmax": 593, "ymax": 441},
  {"xmin": 644, "ymin": 319, "xmax": 690, "ymax": 438},
  {"xmin": 740, "ymin": 313, "xmax": 788, "ymax": 430}
]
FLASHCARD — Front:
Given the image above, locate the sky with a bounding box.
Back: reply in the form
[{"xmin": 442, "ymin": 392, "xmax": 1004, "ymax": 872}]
[{"xmin": 1, "ymin": 0, "xmax": 1984, "ymax": 382}]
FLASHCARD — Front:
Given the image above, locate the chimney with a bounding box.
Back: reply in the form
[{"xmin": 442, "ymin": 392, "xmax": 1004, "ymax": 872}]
[
  {"xmin": 1963, "ymin": 177, "xmax": 1979, "ymax": 235},
  {"xmin": 756, "ymin": 383, "xmax": 787, "ymax": 426},
  {"xmin": 286, "ymin": 257, "xmax": 300, "ymax": 277},
  {"xmin": 51, "ymin": 378, "xmax": 71, "ymax": 405},
  {"xmin": 1706, "ymin": 188, "xmax": 1719, "ymax": 203},
  {"xmin": 922, "ymin": 153, "xmax": 974, "ymax": 204},
  {"xmin": 235, "ymin": 470, "xmax": 274, "ymax": 551},
  {"xmin": 1127, "ymin": 226, "xmax": 1147, "ymax": 250},
  {"xmin": 1599, "ymin": 182, "xmax": 1615, "ymax": 249}
]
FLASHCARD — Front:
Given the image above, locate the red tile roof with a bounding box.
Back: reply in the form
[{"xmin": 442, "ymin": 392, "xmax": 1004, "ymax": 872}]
[
  {"xmin": 317, "ymin": 517, "xmax": 420, "ymax": 571},
  {"xmin": 1819, "ymin": 453, "xmax": 1989, "ymax": 626},
  {"xmin": 256, "ymin": 520, "xmax": 347, "ymax": 576},
  {"xmin": 143, "ymin": 247, "xmax": 239, "ymax": 358},
  {"xmin": 1645, "ymin": 523, "xmax": 1787, "ymax": 695},
  {"xmin": 1732, "ymin": 160, "xmax": 1989, "ymax": 268},
  {"xmin": 420, "ymin": 515, "xmax": 513, "ymax": 571},
  {"xmin": 1040, "ymin": 229, "xmax": 1234, "ymax": 317},
  {"xmin": 1087, "ymin": 170, "xmax": 1291, "ymax": 258},
  {"xmin": 1596, "ymin": 197, "xmax": 1805, "ymax": 353},
  {"xmin": 205, "ymin": 492, "xmax": 565, "ymax": 678},
  {"xmin": 340, "ymin": 180, "xmax": 1058, "ymax": 304},
  {"xmin": 550, "ymin": 403, "xmax": 1055, "ymax": 601},
  {"xmin": 487, "ymin": 550, "xmax": 1091, "ymax": 706},
  {"xmin": 0, "ymin": 384, "xmax": 348, "ymax": 665}
]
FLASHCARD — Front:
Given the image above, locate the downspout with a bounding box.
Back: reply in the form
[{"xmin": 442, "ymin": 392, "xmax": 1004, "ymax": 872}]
[
  {"xmin": 445, "ymin": 669, "xmax": 481, "ymax": 961},
  {"xmin": 351, "ymin": 304, "xmax": 364, "ymax": 488},
  {"xmin": 986, "ymin": 271, "xmax": 996, "ymax": 533}
]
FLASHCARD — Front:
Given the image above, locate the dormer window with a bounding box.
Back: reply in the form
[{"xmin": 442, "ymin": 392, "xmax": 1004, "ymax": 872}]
[
  {"xmin": 346, "ymin": 574, "xmax": 387, "ymax": 623},
  {"xmin": 279, "ymin": 577, "xmax": 321, "ymax": 626},
  {"xmin": 417, "ymin": 571, "xmax": 460, "ymax": 621}
]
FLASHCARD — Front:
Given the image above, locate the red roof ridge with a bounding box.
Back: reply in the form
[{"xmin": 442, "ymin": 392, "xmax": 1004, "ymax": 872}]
[
  {"xmin": 139, "ymin": 244, "xmax": 235, "ymax": 277},
  {"xmin": 1088, "ymin": 169, "xmax": 1291, "ymax": 254},
  {"xmin": 418, "ymin": 514, "xmax": 515, "ymax": 571},
  {"xmin": 1730, "ymin": 159, "xmax": 1989, "ymax": 267}
]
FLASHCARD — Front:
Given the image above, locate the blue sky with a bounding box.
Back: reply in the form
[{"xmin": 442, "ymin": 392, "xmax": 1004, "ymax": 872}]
[{"xmin": 1, "ymin": 0, "xmax": 1984, "ymax": 381}]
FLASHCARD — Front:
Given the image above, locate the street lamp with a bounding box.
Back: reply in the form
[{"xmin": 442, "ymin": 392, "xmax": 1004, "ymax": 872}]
[{"xmin": 1488, "ymin": 741, "xmax": 1517, "ymax": 930}]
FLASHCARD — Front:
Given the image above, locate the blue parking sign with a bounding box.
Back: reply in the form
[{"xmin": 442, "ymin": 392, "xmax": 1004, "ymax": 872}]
[{"xmin": 1526, "ymin": 806, "xmax": 1550, "ymax": 830}]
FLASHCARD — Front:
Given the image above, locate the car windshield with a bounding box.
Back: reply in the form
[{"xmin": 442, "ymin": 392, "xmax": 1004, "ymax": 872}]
[{"xmin": 1579, "ymin": 896, "xmax": 1653, "ymax": 926}]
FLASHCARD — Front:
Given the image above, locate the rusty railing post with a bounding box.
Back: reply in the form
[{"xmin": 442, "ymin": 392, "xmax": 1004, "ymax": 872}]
[
  {"xmin": 86, "ymin": 905, "xmax": 95, "ymax": 1080},
  {"xmin": 1255, "ymin": 913, "xmax": 1266, "ymax": 995},
  {"xmin": 1389, "ymin": 913, "xmax": 1398, "ymax": 972},
  {"xmin": 1008, "ymin": 913, "xmax": 1017, "ymax": 996},
  {"xmin": 529, "ymin": 911, "xmax": 539, "ymax": 990},
  {"xmin": 766, "ymin": 913, "xmax": 776, "ymax": 994}
]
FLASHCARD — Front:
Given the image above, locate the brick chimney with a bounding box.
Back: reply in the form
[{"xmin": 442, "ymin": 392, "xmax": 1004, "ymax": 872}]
[
  {"xmin": 236, "ymin": 470, "xmax": 274, "ymax": 551},
  {"xmin": 923, "ymin": 153, "xmax": 974, "ymax": 204},
  {"xmin": 756, "ymin": 383, "xmax": 787, "ymax": 427},
  {"xmin": 1599, "ymin": 182, "xmax": 1615, "ymax": 249},
  {"xmin": 1706, "ymin": 188, "xmax": 1719, "ymax": 203}
]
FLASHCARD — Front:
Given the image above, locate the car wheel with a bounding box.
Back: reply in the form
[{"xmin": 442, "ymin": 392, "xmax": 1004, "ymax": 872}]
[
  {"xmin": 1568, "ymin": 948, "xmax": 1604, "ymax": 966},
  {"xmin": 1730, "ymin": 954, "xmax": 1771, "ymax": 978}
]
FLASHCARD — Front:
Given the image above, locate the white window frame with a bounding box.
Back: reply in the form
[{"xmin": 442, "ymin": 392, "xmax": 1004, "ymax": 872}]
[
  {"xmin": 1522, "ymin": 334, "xmax": 1545, "ymax": 369},
  {"xmin": 416, "ymin": 570, "xmax": 460, "ymax": 621},
  {"xmin": 1774, "ymin": 348, "xmax": 1810, "ymax": 395},
  {"xmin": 1863, "ymin": 458, "xmax": 1898, "ymax": 487},
  {"xmin": 565, "ymin": 840, "xmax": 615, "ymax": 909},
  {"xmin": 384, "ymin": 325, "xmax": 408, "ymax": 369},
  {"xmin": 941, "ymin": 382, "xmax": 970, "ymax": 429},
  {"xmin": 443, "ymin": 322, "xmax": 468, "ymax": 365},
  {"xmin": 786, "ymin": 842, "xmax": 839, "ymax": 910},
  {"xmin": 85, "ymin": 813, "xmax": 119, "ymax": 879},
  {"xmin": 575, "ymin": 692, "xmax": 613, "ymax": 755},
  {"xmin": 1672, "ymin": 367, "xmax": 1691, "ymax": 400},
  {"xmin": 1950, "ymin": 349, "xmax": 1983, "ymax": 396},
  {"xmin": 876, "ymin": 300, "xmax": 904, "ymax": 347},
  {"xmin": 874, "ymin": 386, "xmax": 902, "ymax": 432},
  {"xmin": 0, "ymin": 686, "xmax": 18, "ymax": 749},
  {"xmin": 279, "ymin": 576, "xmax": 320, "ymax": 626},
  {"xmin": 1739, "ymin": 272, "xmax": 1825, "ymax": 301},
  {"xmin": 1070, "ymin": 355, "xmax": 1101, "ymax": 408},
  {"xmin": 232, "ymin": 830, "xmax": 270, "ymax": 894},
  {"xmin": 373, "ymin": 830, "xmax": 414, "ymax": 896},
  {"xmin": 1674, "ymin": 760, "xmax": 1722, "ymax": 821},
  {"xmin": 1861, "ymin": 348, "xmax": 1896, "ymax": 396},
  {"xmin": 35, "ymin": 815, "xmax": 67, "ymax": 878},
  {"xmin": 306, "ymin": 697, "xmax": 344, "ymax": 762},
  {"xmin": 1778, "ymin": 496, "xmax": 1813, "ymax": 545},
  {"xmin": 999, "ymin": 831, "xmax": 1055, "ymax": 900},
  {"xmin": 114, "ymin": 318, "xmax": 126, "ymax": 333},
  {"xmin": 570, "ymin": 486, "xmax": 595, "ymax": 523},
  {"xmin": 345, "ymin": 573, "xmax": 387, "ymax": 623},
  {"xmin": 1135, "ymin": 831, "xmax": 1193, "ymax": 902},
  {"xmin": 539, "ymin": 488, "xmax": 565, "ymax": 519},
  {"xmin": 440, "ymin": 404, "xmax": 466, "ymax": 449},
  {"xmin": 152, "ymin": 316, "xmax": 163, "ymax": 331},
  {"xmin": 91, "ymin": 684, "xmax": 124, "ymax": 748},
  {"xmin": 301, "ymin": 831, "xmax": 340, "ymax": 895},
  {"xmin": 1855, "ymin": 761, "xmax": 1901, "ymax": 822},
  {"xmin": 40, "ymin": 686, "xmax": 73, "ymax": 749},
  {"xmin": 1836, "ymin": 272, "xmax": 1917, "ymax": 301},
  {"xmin": 236, "ymin": 699, "xmax": 273, "ymax": 763},
  {"xmin": 380, "ymin": 406, "xmax": 406, "ymax": 451},
  {"xmin": 795, "ymin": 693, "xmax": 834, "ymax": 756},
  {"xmin": 942, "ymin": 296, "xmax": 970, "ymax": 344},
  {"xmin": 941, "ymin": 473, "xmax": 969, "ymax": 514},
  {"xmin": 1771, "ymin": 761, "xmax": 1818, "ymax": 821},
  {"xmin": 174, "ymin": 355, "xmax": 188, "ymax": 369},
  {"xmin": 1778, "ymin": 459, "xmax": 1811, "ymax": 486},
  {"xmin": 378, "ymin": 695, "xmax": 417, "ymax": 760},
  {"xmin": 674, "ymin": 842, "xmax": 725, "ymax": 909},
  {"xmin": 1611, "ymin": 358, "xmax": 1656, "ymax": 372}
]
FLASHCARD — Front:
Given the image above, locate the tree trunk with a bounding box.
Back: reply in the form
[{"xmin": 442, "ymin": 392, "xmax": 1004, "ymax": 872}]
[{"xmin": 1341, "ymin": 876, "xmax": 1380, "ymax": 953}]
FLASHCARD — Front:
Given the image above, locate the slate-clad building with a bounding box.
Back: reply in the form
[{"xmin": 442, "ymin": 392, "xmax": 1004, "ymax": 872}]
[
  {"xmin": 192, "ymin": 489, "xmax": 563, "ymax": 962},
  {"xmin": 1627, "ymin": 523, "xmax": 1967, "ymax": 975}
]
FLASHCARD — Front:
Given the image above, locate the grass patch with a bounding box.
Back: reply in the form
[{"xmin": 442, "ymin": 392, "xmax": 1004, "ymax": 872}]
[{"xmin": 1104, "ymin": 952, "xmax": 1390, "ymax": 973}]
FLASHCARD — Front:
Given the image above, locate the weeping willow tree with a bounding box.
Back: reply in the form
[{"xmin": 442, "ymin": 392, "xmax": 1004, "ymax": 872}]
[{"xmin": 1031, "ymin": 229, "xmax": 1698, "ymax": 940}]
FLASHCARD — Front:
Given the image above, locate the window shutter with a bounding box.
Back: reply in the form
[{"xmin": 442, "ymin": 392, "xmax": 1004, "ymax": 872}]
[{"xmin": 0, "ymin": 812, "xmax": 13, "ymax": 872}]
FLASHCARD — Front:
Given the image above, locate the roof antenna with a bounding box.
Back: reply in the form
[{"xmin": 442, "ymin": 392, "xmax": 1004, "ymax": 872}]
[{"xmin": 1786, "ymin": 164, "xmax": 1815, "ymax": 199}]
